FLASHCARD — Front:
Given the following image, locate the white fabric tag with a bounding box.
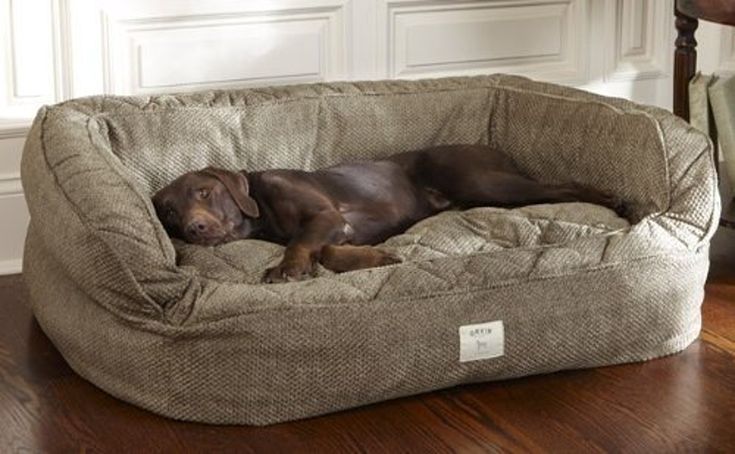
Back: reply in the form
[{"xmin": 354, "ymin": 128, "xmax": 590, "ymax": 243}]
[{"xmin": 459, "ymin": 320, "xmax": 504, "ymax": 362}]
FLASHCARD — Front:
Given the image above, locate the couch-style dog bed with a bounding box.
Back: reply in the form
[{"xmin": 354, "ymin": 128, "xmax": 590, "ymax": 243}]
[{"xmin": 21, "ymin": 74, "xmax": 719, "ymax": 425}]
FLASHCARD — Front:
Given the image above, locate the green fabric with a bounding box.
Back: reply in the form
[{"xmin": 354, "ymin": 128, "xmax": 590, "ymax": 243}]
[
  {"xmin": 21, "ymin": 75, "xmax": 719, "ymax": 425},
  {"xmin": 709, "ymin": 74, "xmax": 735, "ymax": 191},
  {"xmin": 689, "ymin": 72, "xmax": 717, "ymax": 137}
]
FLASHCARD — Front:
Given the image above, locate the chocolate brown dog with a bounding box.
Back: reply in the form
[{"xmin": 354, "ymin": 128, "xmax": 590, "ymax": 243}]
[{"xmin": 153, "ymin": 144, "xmax": 621, "ymax": 283}]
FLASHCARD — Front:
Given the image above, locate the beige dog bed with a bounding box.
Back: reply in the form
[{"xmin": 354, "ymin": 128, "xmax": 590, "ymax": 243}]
[{"xmin": 21, "ymin": 74, "xmax": 718, "ymax": 425}]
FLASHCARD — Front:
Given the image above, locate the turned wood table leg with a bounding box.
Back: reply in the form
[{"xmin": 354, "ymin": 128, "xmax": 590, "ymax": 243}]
[{"xmin": 674, "ymin": 9, "xmax": 698, "ymax": 121}]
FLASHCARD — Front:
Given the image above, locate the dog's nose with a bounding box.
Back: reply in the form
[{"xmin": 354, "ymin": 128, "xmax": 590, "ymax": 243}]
[{"xmin": 185, "ymin": 220, "xmax": 208, "ymax": 237}]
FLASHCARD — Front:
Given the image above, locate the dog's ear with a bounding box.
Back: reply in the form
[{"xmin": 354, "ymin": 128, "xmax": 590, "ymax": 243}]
[{"xmin": 201, "ymin": 167, "xmax": 260, "ymax": 218}]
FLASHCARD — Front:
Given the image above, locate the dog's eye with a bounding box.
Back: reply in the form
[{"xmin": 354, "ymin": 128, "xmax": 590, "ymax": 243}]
[{"xmin": 198, "ymin": 188, "xmax": 210, "ymax": 199}]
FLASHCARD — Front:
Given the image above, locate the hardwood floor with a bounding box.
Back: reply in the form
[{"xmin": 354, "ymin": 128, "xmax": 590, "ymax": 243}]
[{"xmin": 2, "ymin": 231, "xmax": 735, "ymax": 453}]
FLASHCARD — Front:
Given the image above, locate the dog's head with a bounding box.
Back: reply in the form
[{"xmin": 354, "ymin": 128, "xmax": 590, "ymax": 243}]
[{"xmin": 152, "ymin": 167, "xmax": 260, "ymax": 246}]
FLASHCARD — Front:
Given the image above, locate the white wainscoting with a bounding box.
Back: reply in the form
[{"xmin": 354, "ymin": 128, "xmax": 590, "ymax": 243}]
[
  {"xmin": 379, "ymin": 0, "xmax": 587, "ymax": 83},
  {"xmin": 603, "ymin": 0, "xmax": 671, "ymax": 82},
  {"xmin": 64, "ymin": 0, "xmax": 351, "ymax": 97},
  {"xmin": 0, "ymin": 0, "xmax": 729, "ymax": 274},
  {"xmin": 100, "ymin": 4, "xmax": 347, "ymax": 93}
]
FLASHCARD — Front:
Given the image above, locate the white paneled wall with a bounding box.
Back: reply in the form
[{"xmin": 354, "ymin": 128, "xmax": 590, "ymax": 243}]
[
  {"xmin": 379, "ymin": 0, "xmax": 588, "ymax": 82},
  {"xmin": 0, "ymin": 0, "xmax": 731, "ymax": 273},
  {"xmin": 603, "ymin": 0, "xmax": 670, "ymax": 81},
  {"xmin": 68, "ymin": 0, "xmax": 349, "ymax": 95}
]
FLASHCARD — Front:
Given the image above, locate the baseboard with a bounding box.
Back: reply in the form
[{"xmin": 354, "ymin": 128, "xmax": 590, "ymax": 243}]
[{"xmin": 0, "ymin": 258, "xmax": 22, "ymax": 275}]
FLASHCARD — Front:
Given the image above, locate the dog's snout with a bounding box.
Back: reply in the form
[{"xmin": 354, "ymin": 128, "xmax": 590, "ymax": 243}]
[{"xmin": 186, "ymin": 219, "xmax": 209, "ymax": 237}]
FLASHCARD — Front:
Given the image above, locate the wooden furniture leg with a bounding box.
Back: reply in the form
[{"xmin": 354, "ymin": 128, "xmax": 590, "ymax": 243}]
[{"xmin": 674, "ymin": 8, "xmax": 698, "ymax": 122}]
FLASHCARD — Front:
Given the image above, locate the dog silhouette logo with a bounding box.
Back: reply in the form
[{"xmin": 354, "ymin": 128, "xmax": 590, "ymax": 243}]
[{"xmin": 460, "ymin": 320, "xmax": 504, "ymax": 362}]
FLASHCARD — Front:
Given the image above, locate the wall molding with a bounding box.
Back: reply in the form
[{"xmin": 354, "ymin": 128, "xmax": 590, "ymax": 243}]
[
  {"xmin": 0, "ymin": 173, "xmax": 22, "ymax": 196},
  {"xmin": 5, "ymin": 0, "xmax": 56, "ymax": 104},
  {"xmin": 0, "ymin": 0, "xmax": 67, "ymax": 136},
  {"xmin": 0, "ymin": 258, "xmax": 22, "ymax": 275},
  {"xmin": 378, "ymin": 0, "xmax": 588, "ymax": 84},
  {"xmin": 0, "ymin": 121, "xmax": 29, "ymax": 139},
  {"xmin": 52, "ymin": 0, "xmax": 74, "ymax": 101},
  {"xmin": 98, "ymin": 3, "xmax": 347, "ymax": 94},
  {"xmin": 604, "ymin": 0, "xmax": 671, "ymax": 82}
]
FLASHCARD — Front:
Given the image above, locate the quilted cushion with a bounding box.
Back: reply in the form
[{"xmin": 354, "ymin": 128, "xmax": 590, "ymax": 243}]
[{"xmin": 175, "ymin": 204, "xmax": 629, "ymax": 284}]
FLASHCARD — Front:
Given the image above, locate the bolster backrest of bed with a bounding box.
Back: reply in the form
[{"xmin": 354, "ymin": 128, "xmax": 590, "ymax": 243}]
[
  {"xmin": 490, "ymin": 76, "xmax": 718, "ymax": 249},
  {"xmin": 20, "ymin": 75, "xmax": 719, "ymax": 317}
]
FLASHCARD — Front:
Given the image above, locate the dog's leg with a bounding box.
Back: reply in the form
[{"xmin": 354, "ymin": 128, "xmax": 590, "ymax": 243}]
[
  {"xmin": 431, "ymin": 163, "xmax": 610, "ymax": 207},
  {"xmin": 422, "ymin": 152, "xmax": 625, "ymax": 215},
  {"xmin": 415, "ymin": 146, "xmax": 626, "ymax": 216},
  {"xmin": 264, "ymin": 210, "xmax": 351, "ymax": 283},
  {"xmin": 454, "ymin": 174, "xmax": 625, "ymax": 217},
  {"xmin": 474, "ymin": 174, "xmax": 624, "ymax": 211},
  {"xmin": 320, "ymin": 244, "xmax": 401, "ymax": 274}
]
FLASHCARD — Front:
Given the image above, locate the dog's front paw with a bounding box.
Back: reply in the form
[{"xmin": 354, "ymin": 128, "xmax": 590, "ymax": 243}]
[
  {"xmin": 264, "ymin": 260, "xmax": 315, "ymax": 284},
  {"xmin": 376, "ymin": 249, "xmax": 402, "ymax": 266}
]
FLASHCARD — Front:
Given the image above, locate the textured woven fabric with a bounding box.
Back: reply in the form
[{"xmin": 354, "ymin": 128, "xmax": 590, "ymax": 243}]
[
  {"xmin": 21, "ymin": 75, "xmax": 719, "ymax": 425},
  {"xmin": 175, "ymin": 203, "xmax": 629, "ymax": 285}
]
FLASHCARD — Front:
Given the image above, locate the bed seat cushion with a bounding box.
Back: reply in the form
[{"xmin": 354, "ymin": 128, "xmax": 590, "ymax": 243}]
[{"xmin": 175, "ymin": 203, "xmax": 629, "ymax": 285}]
